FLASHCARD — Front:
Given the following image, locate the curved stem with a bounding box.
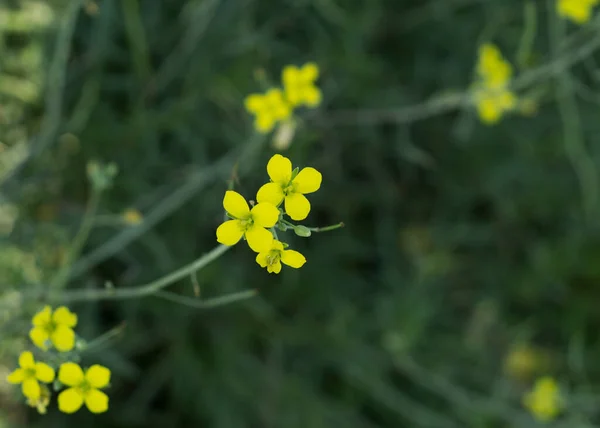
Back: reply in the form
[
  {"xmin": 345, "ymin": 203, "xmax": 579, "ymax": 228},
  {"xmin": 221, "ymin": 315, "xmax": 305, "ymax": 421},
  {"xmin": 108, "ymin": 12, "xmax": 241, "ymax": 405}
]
[{"xmin": 154, "ymin": 289, "xmax": 257, "ymax": 309}]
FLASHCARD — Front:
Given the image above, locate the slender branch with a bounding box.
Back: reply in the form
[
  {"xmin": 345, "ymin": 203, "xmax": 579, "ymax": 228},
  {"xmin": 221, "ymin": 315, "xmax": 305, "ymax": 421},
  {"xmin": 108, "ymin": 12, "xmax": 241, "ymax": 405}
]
[
  {"xmin": 80, "ymin": 322, "xmax": 127, "ymax": 354},
  {"xmin": 154, "ymin": 289, "xmax": 257, "ymax": 309},
  {"xmin": 52, "ymin": 244, "xmax": 230, "ymax": 303},
  {"xmin": 308, "ymin": 222, "xmax": 345, "ymax": 233}
]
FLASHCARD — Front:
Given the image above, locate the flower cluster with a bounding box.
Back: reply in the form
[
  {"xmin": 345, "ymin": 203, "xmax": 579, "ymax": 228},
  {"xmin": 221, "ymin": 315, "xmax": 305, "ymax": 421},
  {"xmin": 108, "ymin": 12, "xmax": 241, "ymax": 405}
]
[
  {"xmin": 6, "ymin": 306, "xmax": 111, "ymax": 414},
  {"xmin": 557, "ymin": 0, "xmax": 598, "ymax": 24},
  {"xmin": 523, "ymin": 376, "xmax": 563, "ymax": 422},
  {"xmin": 216, "ymin": 153, "xmax": 323, "ymax": 273},
  {"xmin": 472, "ymin": 44, "xmax": 517, "ymax": 125},
  {"xmin": 245, "ymin": 63, "xmax": 321, "ymax": 133}
]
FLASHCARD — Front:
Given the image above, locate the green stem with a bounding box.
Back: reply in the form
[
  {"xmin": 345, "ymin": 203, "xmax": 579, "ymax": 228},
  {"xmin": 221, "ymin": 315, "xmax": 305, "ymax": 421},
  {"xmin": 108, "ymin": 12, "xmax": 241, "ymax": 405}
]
[
  {"xmin": 52, "ymin": 244, "xmax": 230, "ymax": 303},
  {"xmin": 154, "ymin": 289, "xmax": 257, "ymax": 309},
  {"xmin": 308, "ymin": 222, "xmax": 345, "ymax": 233},
  {"xmin": 80, "ymin": 322, "xmax": 127, "ymax": 354},
  {"xmin": 50, "ymin": 188, "xmax": 102, "ymax": 289}
]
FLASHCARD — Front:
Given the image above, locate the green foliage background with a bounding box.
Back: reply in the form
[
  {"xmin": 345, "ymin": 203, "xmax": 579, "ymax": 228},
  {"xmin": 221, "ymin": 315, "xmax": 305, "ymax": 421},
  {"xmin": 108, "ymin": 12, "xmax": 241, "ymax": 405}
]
[{"xmin": 3, "ymin": 0, "xmax": 600, "ymax": 427}]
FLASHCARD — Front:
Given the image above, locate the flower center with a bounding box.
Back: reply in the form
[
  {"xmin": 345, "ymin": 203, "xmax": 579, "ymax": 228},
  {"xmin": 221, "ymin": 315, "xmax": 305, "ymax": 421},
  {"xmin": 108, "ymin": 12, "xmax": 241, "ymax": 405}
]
[
  {"xmin": 78, "ymin": 379, "xmax": 93, "ymax": 395},
  {"xmin": 43, "ymin": 320, "xmax": 57, "ymax": 334},
  {"xmin": 266, "ymin": 250, "xmax": 281, "ymax": 267},
  {"xmin": 239, "ymin": 217, "xmax": 254, "ymax": 231},
  {"xmin": 282, "ymin": 182, "xmax": 297, "ymax": 196},
  {"xmin": 25, "ymin": 368, "xmax": 37, "ymax": 379}
]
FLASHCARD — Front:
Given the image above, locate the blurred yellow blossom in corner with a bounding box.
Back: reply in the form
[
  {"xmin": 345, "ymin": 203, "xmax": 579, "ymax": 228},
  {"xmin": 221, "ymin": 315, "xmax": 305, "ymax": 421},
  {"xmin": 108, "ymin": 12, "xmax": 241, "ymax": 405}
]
[
  {"xmin": 122, "ymin": 208, "xmax": 143, "ymax": 225},
  {"xmin": 244, "ymin": 88, "xmax": 292, "ymax": 134},
  {"xmin": 557, "ymin": 0, "xmax": 598, "ymax": 24},
  {"xmin": 523, "ymin": 376, "xmax": 563, "ymax": 422},
  {"xmin": 282, "ymin": 62, "xmax": 322, "ymax": 108}
]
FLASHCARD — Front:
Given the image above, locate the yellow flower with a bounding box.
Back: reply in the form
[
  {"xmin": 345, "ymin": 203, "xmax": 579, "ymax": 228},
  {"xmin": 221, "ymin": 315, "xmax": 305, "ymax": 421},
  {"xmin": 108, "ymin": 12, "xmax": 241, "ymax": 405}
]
[
  {"xmin": 30, "ymin": 306, "xmax": 78, "ymax": 352},
  {"xmin": 6, "ymin": 351, "xmax": 55, "ymax": 401},
  {"xmin": 475, "ymin": 87, "xmax": 517, "ymax": 124},
  {"xmin": 256, "ymin": 154, "xmax": 322, "ymax": 221},
  {"xmin": 255, "ymin": 239, "xmax": 306, "ymax": 273},
  {"xmin": 27, "ymin": 384, "xmax": 51, "ymax": 414},
  {"xmin": 122, "ymin": 208, "xmax": 143, "ymax": 225},
  {"xmin": 557, "ymin": 0, "xmax": 598, "ymax": 24},
  {"xmin": 245, "ymin": 88, "xmax": 292, "ymax": 133},
  {"xmin": 504, "ymin": 344, "xmax": 542, "ymax": 381},
  {"xmin": 216, "ymin": 191, "xmax": 279, "ymax": 252},
  {"xmin": 57, "ymin": 362, "xmax": 110, "ymax": 414},
  {"xmin": 477, "ymin": 44, "xmax": 512, "ymax": 88},
  {"xmin": 282, "ymin": 62, "xmax": 322, "ymax": 108},
  {"xmin": 523, "ymin": 376, "xmax": 562, "ymax": 422}
]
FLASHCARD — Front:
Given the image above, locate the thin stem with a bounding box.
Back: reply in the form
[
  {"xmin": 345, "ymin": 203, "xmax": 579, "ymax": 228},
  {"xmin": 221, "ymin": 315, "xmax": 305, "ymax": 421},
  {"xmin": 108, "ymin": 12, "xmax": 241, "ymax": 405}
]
[
  {"xmin": 52, "ymin": 244, "xmax": 230, "ymax": 303},
  {"xmin": 50, "ymin": 188, "xmax": 102, "ymax": 289},
  {"xmin": 309, "ymin": 222, "xmax": 345, "ymax": 233},
  {"xmin": 80, "ymin": 322, "xmax": 127, "ymax": 354},
  {"xmin": 154, "ymin": 289, "xmax": 258, "ymax": 309}
]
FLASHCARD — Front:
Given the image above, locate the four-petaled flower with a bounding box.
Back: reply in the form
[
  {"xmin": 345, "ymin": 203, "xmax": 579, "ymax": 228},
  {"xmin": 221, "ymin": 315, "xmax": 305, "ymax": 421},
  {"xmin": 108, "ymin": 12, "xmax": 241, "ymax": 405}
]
[
  {"xmin": 30, "ymin": 305, "xmax": 78, "ymax": 352},
  {"xmin": 557, "ymin": 0, "xmax": 598, "ymax": 24},
  {"xmin": 256, "ymin": 239, "xmax": 306, "ymax": 273},
  {"xmin": 282, "ymin": 63, "xmax": 322, "ymax": 108},
  {"xmin": 257, "ymin": 154, "xmax": 322, "ymax": 221},
  {"xmin": 6, "ymin": 351, "xmax": 55, "ymax": 401},
  {"xmin": 245, "ymin": 88, "xmax": 292, "ymax": 133},
  {"xmin": 216, "ymin": 191, "xmax": 279, "ymax": 252},
  {"xmin": 523, "ymin": 376, "xmax": 562, "ymax": 422},
  {"xmin": 58, "ymin": 362, "xmax": 111, "ymax": 414}
]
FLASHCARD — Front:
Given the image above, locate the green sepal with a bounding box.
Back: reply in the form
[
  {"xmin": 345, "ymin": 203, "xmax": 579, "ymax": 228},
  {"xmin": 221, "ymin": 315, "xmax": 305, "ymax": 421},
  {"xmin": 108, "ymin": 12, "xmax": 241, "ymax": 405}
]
[{"xmin": 291, "ymin": 167, "xmax": 300, "ymax": 180}]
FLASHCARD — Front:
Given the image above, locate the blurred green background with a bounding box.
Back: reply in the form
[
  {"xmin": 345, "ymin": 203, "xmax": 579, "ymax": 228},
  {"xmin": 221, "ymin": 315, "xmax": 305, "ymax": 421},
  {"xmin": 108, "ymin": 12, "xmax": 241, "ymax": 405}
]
[{"xmin": 3, "ymin": 0, "xmax": 600, "ymax": 427}]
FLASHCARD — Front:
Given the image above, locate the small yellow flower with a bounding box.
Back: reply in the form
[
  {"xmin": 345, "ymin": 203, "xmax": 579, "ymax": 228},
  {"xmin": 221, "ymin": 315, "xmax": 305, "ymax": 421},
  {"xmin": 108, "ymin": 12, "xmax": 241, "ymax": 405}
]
[
  {"xmin": 256, "ymin": 154, "xmax": 322, "ymax": 221},
  {"xmin": 245, "ymin": 88, "xmax": 292, "ymax": 133},
  {"xmin": 122, "ymin": 208, "xmax": 143, "ymax": 225},
  {"xmin": 475, "ymin": 87, "xmax": 517, "ymax": 124},
  {"xmin": 57, "ymin": 362, "xmax": 110, "ymax": 414},
  {"xmin": 216, "ymin": 191, "xmax": 279, "ymax": 252},
  {"xmin": 30, "ymin": 306, "xmax": 78, "ymax": 352},
  {"xmin": 557, "ymin": 0, "xmax": 598, "ymax": 24},
  {"xmin": 6, "ymin": 351, "xmax": 55, "ymax": 401},
  {"xmin": 27, "ymin": 384, "xmax": 51, "ymax": 414},
  {"xmin": 282, "ymin": 62, "xmax": 322, "ymax": 108},
  {"xmin": 523, "ymin": 376, "xmax": 562, "ymax": 422},
  {"xmin": 255, "ymin": 239, "xmax": 306, "ymax": 273},
  {"xmin": 477, "ymin": 44, "xmax": 512, "ymax": 88}
]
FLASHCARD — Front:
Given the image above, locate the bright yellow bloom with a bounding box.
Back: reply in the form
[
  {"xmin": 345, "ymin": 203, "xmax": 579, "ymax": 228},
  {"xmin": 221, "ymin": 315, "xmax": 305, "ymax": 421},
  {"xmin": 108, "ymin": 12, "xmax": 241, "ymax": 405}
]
[
  {"xmin": 6, "ymin": 351, "xmax": 55, "ymax": 401},
  {"xmin": 523, "ymin": 376, "xmax": 562, "ymax": 422},
  {"xmin": 30, "ymin": 306, "xmax": 78, "ymax": 352},
  {"xmin": 216, "ymin": 191, "xmax": 279, "ymax": 252},
  {"xmin": 27, "ymin": 384, "xmax": 51, "ymax": 414},
  {"xmin": 245, "ymin": 88, "xmax": 292, "ymax": 133},
  {"xmin": 557, "ymin": 0, "xmax": 598, "ymax": 24},
  {"xmin": 256, "ymin": 154, "xmax": 322, "ymax": 221},
  {"xmin": 475, "ymin": 87, "xmax": 517, "ymax": 124},
  {"xmin": 282, "ymin": 63, "xmax": 322, "ymax": 108},
  {"xmin": 122, "ymin": 208, "xmax": 143, "ymax": 225},
  {"xmin": 477, "ymin": 44, "xmax": 512, "ymax": 88},
  {"xmin": 57, "ymin": 362, "xmax": 110, "ymax": 414},
  {"xmin": 255, "ymin": 239, "xmax": 306, "ymax": 273}
]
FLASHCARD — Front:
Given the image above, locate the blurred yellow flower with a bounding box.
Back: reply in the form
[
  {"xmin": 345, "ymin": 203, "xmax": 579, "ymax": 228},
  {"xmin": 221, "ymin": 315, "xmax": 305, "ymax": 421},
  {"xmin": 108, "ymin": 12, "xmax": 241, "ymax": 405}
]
[
  {"xmin": 58, "ymin": 362, "xmax": 110, "ymax": 414},
  {"xmin": 557, "ymin": 0, "xmax": 598, "ymax": 24},
  {"xmin": 27, "ymin": 384, "xmax": 51, "ymax": 414},
  {"xmin": 122, "ymin": 208, "xmax": 143, "ymax": 225},
  {"xmin": 256, "ymin": 154, "xmax": 322, "ymax": 221},
  {"xmin": 282, "ymin": 63, "xmax": 322, "ymax": 108},
  {"xmin": 504, "ymin": 344, "xmax": 542, "ymax": 381},
  {"xmin": 523, "ymin": 376, "xmax": 562, "ymax": 422},
  {"xmin": 474, "ymin": 87, "xmax": 517, "ymax": 124},
  {"xmin": 255, "ymin": 239, "xmax": 306, "ymax": 273},
  {"xmin": 477, "ymin": 44, "xmax": 512, "ymax": 88},
  {"xmin": 216, "ymin": 191, "xmax": 279, "ymax": 252},
  {"xmin": 6, "ymin": 351, "xmax": 55, "ymax": 401},
  {"xmin": 30, "ymin": 306, "xmax": 78, "ymax": 352},
  {"xmin": 245, "ymin": 88, "xmax": 292, "ymax": 133}
]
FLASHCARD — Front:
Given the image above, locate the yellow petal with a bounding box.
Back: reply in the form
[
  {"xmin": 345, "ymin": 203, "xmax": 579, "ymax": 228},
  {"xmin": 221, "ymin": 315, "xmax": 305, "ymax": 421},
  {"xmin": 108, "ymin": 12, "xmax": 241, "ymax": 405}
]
[
  {"xmin": 256, "ymin": 182, "xmax": 285, "ymax": 206},
  {"xmin": 477, "ymin": 98, "xmax": 501, "ymax": 124},
  {"xmin": 223, "ymin": 190, "xmax": 250, "ymax": 219},
  {"xmin": 303, "ymin": 86, "xmax": 322, "ymax": 107},
  {"xmin": 216, "ymin": 220, "xmax": 245, "ymax": 246},
  {"xmin": 84, "ymin": 389, "xmax": 109, "ymax": 414},
  {"xmin": 292, "ymin": 167, "xmax": 322, "ymax": 194},
  {"xmin": 7, "ymin": 368, "xmax": 24, "ymax": 384},
  {"xmin": 51, "ymin": 325, "xmax": 76, "ymax": 352},
  {"xmin": 300, "ymin": 62, "xmax": 319, "ymax": 82},
  {"xmin": 250, "ymin": 203, "xmax": 279, "ymax": 228},
  {"xmin": 29, "ymin": 327, "xmax": 49, "ymax": 351},
  {"xmin": 244, "ymin": 225, "xmax": 273, "ymax": 253},
  {"xmin": 58, "ymin": 387, "xmax": 84, "ymax": 414},
  {"xmin": 22, "ymin": 378, "xmax": 41, "ymax": 400},
  {"xmin": 19, "ymin": 351, "xmax": 35, "ymax": 369},
  {"xmin": 284, "ymin": 193, "xmax": 311, "ymax": 221},
  {"xmin": 282, "ymin": 65, "xmax": 301, "ymax": 86},
  {"xmin": 32, "ymin": 306, "xmax": 51, "ymax": 326},
  {"xmin": 267, "ymin": 154, "xmax": 292, "ymax": 185},
  {"xmin": 274, "ymin": 103, "xmax": 292, "ymax": 120},
  {"xmin": 267, "ymin": 260, "xmax": 282, "ymax": 274},
  {"xmin": 281, "ymin": 250, "xmax": 307, "ymax": 268},
  {"xmin": 256, "ymin": 114, "xmax": 275, "ymax": 133},
  {"xmin": 85, "ymin": 365, "xmax": 111, "ymax": 389},
  {"xmin": 272, "ymin": 240, "xmax": 285, "ymax": 251},
  {"xmin": 284, "ymin": 87, "xmax": 303, "ymax": 107},
  {"xmin": 35, "ymin": 363, "xmax": 55, "ymax": 383},
  {"xmin": 255, "ymin": 251, "xmax": 269, "ymax": 268},
  {"xmin": 58, "ymin": 362, "xmax": 84, "ymax": 387},
  {"xmin": 244, "ymin": 94, "xmax": 265, "ymax": 114},
  {"xmin": 52, "ymin": 306, "xmax": 78, "ymax": 328}
]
